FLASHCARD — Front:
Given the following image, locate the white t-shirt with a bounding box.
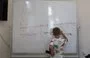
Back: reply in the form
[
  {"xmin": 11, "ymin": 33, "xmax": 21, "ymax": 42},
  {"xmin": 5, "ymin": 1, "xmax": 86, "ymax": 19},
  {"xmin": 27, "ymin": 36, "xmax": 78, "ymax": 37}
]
[{"xmin": 49, "ymin": 36, "xmax": 67, "ymax": 52}]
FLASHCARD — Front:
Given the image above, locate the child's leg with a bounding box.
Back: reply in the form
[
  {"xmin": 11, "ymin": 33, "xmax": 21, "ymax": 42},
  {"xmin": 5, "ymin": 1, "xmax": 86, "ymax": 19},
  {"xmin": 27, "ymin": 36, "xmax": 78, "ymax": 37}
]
[{"xmin": 49, "ymin": 45, "xmax": 55, "ymax": 57}]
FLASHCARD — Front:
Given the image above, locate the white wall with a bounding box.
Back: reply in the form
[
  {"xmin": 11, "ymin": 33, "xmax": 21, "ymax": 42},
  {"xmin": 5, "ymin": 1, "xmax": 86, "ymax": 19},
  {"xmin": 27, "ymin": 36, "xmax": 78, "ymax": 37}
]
[
  {"xmin": 77, "ymin": 0, "xmax": 90, "ymax": 58},
  {"xmin": 0, "ymin": 0, "xmax": 90, "ymax": 58}
]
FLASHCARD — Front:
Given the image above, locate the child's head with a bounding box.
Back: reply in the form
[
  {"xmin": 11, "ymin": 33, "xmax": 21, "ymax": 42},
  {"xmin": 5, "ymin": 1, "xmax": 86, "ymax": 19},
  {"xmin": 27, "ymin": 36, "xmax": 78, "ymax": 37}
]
[{"xmin": 52, "ymin": 27, "xmax": 61, "ymax": 38}]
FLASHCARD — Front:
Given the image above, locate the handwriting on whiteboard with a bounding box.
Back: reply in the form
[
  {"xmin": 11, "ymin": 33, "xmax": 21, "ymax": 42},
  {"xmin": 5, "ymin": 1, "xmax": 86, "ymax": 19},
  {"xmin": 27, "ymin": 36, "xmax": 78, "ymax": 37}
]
[
  {"xmin": 19, "ymin": 23, "xmax": 76, "ymax": 29},
  {"xmin": 18, "ymin": 23, "xmax": 75, "ymax": 37}
]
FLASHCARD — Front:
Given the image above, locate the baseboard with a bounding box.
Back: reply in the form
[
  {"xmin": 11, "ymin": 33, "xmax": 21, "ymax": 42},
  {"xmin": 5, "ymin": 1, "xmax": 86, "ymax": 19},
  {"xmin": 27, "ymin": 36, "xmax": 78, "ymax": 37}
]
[{"xmin": 11, "ymin": 53, "xmax": 79, "ymax": 58}]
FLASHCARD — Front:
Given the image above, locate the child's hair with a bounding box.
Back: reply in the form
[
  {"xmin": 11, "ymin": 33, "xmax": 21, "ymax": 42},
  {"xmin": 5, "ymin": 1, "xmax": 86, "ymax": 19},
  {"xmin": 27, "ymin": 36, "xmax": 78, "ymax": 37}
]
[
  {"xmin": 52, "ymin": 27, "xmax": 68, "ymax": 41},
  {"xmin": 52, "ymin": 27, "xmax": 61, "ymax": 36}
]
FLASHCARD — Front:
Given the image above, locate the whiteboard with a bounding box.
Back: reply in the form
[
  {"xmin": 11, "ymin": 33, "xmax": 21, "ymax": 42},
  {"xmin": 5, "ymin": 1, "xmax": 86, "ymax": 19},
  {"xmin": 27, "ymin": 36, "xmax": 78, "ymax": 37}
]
[{"xmin": 12, "ymin": 0, "xmax": 77, "ymax": 54}]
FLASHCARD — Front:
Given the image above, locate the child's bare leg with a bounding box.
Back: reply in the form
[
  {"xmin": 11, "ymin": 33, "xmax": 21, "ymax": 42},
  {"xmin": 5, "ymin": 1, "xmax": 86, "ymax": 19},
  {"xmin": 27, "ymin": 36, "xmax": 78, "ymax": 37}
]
[{"xmin": 49, "ymin": 45, "xmax": 55, "ymax": 57}]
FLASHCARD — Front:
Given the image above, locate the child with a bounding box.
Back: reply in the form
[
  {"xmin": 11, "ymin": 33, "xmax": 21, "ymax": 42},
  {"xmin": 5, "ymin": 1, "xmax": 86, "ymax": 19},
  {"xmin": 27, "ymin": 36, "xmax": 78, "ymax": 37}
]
[{"xmin": 46, "ymin": 27, "xmax": 68, "ymax": 58}]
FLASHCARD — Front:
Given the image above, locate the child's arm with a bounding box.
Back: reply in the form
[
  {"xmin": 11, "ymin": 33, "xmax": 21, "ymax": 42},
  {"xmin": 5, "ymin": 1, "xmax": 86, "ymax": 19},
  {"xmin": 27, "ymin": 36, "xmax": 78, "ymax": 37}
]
[
  {"xmin": 60, "ymin": 39, "xmax": 67, "ymax": 50},
  {"xmin": 61, "ymin": 31, "xmax": 68, "ymax": 42}
]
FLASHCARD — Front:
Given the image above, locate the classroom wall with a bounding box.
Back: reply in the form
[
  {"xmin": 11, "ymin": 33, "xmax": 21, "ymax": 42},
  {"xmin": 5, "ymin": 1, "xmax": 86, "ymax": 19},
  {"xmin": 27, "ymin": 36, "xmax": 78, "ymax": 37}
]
[
  {"xmin": 0, "ymin": 0, "xmax": 12, "ymax": 58},
  {"xmin": 77, "ymin": 0, "xmax": 90, "ymax": 58},
  {"xmin": 0, "ymin": 0, "xmax": 90, "ymax": 58}
]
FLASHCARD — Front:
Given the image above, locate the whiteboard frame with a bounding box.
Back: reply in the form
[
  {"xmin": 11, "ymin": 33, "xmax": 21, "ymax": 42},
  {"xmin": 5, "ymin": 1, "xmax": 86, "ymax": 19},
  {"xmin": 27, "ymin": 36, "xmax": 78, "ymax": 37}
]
[{"xmin": 11, "ymin": 0, "xmax": 79, "ymax": 57}]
